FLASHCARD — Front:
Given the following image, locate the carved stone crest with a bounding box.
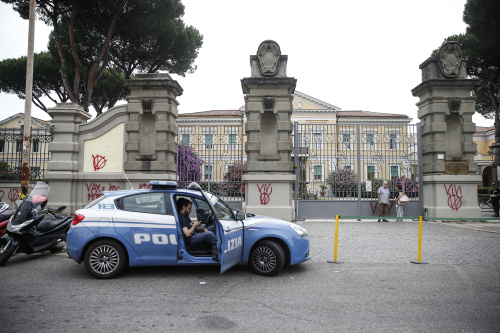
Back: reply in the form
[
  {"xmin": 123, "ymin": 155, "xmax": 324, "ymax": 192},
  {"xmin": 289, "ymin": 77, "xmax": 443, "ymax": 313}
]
[
  {"xmin": 263, "ymin": 97, "xmax": 275, "ymax": 112},
  {"xmin": 257, "ymin": 40, "xmax": 281, "ymax": 76},
  {"xmin": 448, "ymin": 98, "xmax": 461, "ymax": 113},
  {"xmin": 438, "ymin": 42, "xmax": 463, "ymax": 78},
  {"xmin": 142, "ymin": 98, "xmax": 153, "ymax": 113}
]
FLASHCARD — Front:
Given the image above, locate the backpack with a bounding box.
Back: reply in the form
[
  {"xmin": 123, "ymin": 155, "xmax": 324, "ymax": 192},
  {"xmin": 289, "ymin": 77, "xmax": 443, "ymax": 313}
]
[{"xmin": 398, "ymin": 193, "xmax": 409, "ymax": 206}]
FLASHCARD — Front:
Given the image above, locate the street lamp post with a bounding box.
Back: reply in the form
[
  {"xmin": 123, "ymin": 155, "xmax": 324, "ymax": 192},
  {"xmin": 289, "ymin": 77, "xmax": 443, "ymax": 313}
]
[{"xmin": 21, "ymin": 0, "xmax": 36, "ymax": 190}]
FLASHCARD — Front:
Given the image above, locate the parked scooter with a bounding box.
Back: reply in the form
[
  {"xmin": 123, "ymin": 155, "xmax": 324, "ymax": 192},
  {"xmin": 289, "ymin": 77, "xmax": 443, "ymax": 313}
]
[
  {"xmin": 0, "ymin": 182, "xmax": 72, "ymax": 266},
  {"xmin": 0, "ymin": 202, "xmax": 16, "ymax": 246}
]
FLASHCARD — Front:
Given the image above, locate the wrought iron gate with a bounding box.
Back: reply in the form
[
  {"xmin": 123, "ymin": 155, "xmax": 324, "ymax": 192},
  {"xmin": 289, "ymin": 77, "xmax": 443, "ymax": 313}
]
[
  {"xmin": 176, "ymin": 124, "xmax": 245, "ymax": 209},
  {"xmin": 293, "ymin": 122, "xmax": 423, "ymax": 219},
  {"xmin": 0, "ymin": 126, "xmax": 52, "ymax": 181}
]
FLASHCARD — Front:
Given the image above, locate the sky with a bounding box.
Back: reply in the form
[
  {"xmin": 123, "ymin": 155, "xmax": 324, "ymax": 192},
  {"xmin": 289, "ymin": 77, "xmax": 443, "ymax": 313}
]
[{"xmin": 0, "ymin": 0, "xmax": 494, "ymax": 127}]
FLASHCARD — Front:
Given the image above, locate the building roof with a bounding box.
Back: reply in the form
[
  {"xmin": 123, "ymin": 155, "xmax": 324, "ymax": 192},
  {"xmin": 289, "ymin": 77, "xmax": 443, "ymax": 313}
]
[
  {"xmin": 178, "ymin": 110, "xmax": 243, "ymax": 117},
  {"xmin": 337, "ymin": 110, "xmax": 409, "ymax": 118},
  {"xmin": 0, "ymin": 112, "xmax": 51, "ymax": 128},
  {"xmin": 294, "ymin": 91, "xmax": 341, "ymax": 110},
  {"xmin": 476, "ymin": 126, "xmax": 495, "ymax": 132}
]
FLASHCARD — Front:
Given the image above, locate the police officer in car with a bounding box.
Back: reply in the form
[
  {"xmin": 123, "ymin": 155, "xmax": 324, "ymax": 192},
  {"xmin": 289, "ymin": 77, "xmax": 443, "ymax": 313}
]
[
  {"xmin": 490, "ymin": 182, "xmax": 500, "ymax": 217},
  {"xmin": 176, "ymin": 198, "xmax": 216, "ymax": 247}
]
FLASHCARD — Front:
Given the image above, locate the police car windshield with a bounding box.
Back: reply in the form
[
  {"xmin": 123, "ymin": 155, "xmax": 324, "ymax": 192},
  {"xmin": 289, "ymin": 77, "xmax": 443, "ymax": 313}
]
[{"xmin": 203, "ymin": 191, "xmax": 235, "ymax": 220}]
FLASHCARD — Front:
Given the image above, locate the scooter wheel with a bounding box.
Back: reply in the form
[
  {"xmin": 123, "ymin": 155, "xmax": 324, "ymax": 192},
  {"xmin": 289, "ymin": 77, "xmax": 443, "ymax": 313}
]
[
  {"xmin": 0, "ymin": 239, "xmax": 17, "ymax": 266},
  {"xmin": 84, "ymin": 239, "xmax": 127, "ymax": 279}
]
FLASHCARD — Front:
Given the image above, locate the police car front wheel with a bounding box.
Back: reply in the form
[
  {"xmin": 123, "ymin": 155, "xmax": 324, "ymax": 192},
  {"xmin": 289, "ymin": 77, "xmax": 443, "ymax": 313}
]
[
  {"xmin": 84, "ymin": 239, "xmax": 126, "ymax": 279},
  {"xmin": 249, "ymin": 240, "xmax": 285, "ymax": 276}
]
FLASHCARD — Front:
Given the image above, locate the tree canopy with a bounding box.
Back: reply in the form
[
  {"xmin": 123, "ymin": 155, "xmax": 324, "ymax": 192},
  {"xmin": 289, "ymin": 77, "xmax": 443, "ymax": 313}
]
[
  {"xmin": 0, "ymin": 0, "xmax": 203, "ymax": 114},
  {"xmin": 434, "ymin": 0, "xmax": 500, "ymax": 119}
]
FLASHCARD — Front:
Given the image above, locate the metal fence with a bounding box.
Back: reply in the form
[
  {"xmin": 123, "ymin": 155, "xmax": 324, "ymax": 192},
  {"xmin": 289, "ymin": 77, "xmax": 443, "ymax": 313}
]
[
  {"xmin": 293, "ymin": 122, "xmax": 423, "ymax": 219},
  {"xmin": 0, "ymin": 126, "xmax": 52, "ymax": 181},
  {"xmin": 177, "ymin": 124, "xmax": 245, "ymax": 208}
]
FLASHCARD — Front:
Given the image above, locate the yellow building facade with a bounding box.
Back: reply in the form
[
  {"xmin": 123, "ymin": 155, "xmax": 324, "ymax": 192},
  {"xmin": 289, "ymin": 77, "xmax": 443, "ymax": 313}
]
[{"xmin": 176, "ymin": 91, "xmax": 414, "ymax": 194}]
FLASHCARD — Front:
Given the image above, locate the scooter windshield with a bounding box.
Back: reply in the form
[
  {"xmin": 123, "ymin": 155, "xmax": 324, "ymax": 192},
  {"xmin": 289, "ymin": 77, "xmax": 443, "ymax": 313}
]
[{"xmin": 12, "ymin": 182, "xmax": 50, "ymax": 225}]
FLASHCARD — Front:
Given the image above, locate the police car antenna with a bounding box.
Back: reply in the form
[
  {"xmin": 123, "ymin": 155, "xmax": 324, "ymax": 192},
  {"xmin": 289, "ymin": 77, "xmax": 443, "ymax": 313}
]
[{"xmin": 123, "ymin": 172, "xmax": 133, "ymax": 189}]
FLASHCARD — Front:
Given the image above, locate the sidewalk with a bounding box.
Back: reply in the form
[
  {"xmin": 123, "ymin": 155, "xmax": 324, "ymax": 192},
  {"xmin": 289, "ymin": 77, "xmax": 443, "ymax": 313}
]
[
  {"xmin": 297, "ymin": 218, "xmax": 500, "ymax": 266},
  {"xmin": 301, "ymin": 215, "xmax": 500, "ymax": 234}
]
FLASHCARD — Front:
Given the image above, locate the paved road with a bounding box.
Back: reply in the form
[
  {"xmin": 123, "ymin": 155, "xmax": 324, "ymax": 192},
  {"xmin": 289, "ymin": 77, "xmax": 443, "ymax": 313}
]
[{"xmin": 0, "ymin": 220, "xmax": 499, "ymax": 333}]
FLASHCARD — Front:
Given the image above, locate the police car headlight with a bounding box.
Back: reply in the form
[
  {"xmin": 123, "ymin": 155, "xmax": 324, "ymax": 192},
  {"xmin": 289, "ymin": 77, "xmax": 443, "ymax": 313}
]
[
  {"xmin": 290, "ymin": 224, "xmax": 308, "ymax": 239},
  {"xmin": 7, "ymin": 218, "xmax": 34, "ymax": 233}
]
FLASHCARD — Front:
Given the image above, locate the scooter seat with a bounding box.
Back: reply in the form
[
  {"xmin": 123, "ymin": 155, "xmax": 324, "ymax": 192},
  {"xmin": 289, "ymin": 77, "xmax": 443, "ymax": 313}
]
[{"xmin": 37, "ymin": 216, "xmax": 71, "ymax": 233}]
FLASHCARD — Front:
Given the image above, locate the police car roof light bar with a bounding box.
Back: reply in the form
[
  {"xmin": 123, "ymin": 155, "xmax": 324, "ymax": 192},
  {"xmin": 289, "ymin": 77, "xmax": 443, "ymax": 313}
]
[{"xmin": 149, "ymin": 181, "xmax": 178, "ymax": 190}]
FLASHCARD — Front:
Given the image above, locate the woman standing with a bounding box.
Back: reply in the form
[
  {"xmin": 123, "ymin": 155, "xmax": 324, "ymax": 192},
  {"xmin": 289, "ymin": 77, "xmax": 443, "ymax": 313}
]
[{"xmin": 394, "ymin": 184, "xmax": 404, "ymax": 221}]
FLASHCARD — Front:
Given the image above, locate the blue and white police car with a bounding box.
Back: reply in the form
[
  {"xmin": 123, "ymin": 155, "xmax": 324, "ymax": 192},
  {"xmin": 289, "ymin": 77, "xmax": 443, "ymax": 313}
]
[{"xmin": 67, "ymin": 181, "xmax": 310, "ymax": 279}]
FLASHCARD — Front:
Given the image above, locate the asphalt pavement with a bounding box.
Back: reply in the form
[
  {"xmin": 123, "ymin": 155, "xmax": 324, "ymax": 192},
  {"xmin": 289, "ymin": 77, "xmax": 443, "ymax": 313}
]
[{"xmin": 0, "ymin": 218, "xmax": 499, "ymax": 333}]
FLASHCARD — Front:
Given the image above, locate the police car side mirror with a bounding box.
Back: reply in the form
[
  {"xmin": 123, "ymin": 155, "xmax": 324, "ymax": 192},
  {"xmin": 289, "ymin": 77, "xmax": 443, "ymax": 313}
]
[{"xmin": 236, "ymin": 211, "xmax": 246, "ymax": 220}]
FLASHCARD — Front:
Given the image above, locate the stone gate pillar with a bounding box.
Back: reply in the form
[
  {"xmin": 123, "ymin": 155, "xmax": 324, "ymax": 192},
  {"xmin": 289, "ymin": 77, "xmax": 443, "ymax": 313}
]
[
  {"xmin": 123, "ymin": 73, "xmax": 182, "ymax": 180},
  {"xmin": 412, "ymin": 41, "xmax": 481, "ymax": 218},
  {"xmin": 45, "ymin": 103, "xmax": 91, "ymax": 211},
  {"xmin": 241, "ymin": 40, "xmax": 296, "ymax": 220}
]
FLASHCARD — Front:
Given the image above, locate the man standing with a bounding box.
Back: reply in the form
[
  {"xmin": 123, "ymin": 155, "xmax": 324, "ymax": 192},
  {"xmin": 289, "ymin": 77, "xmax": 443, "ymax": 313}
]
[
  {"xmin": 377, "ymin": 181, "xmax": 390, "ymax": 222},
  {"xmin": 490, "ymin": 182, "xmax": 500, "ymax": 217}
]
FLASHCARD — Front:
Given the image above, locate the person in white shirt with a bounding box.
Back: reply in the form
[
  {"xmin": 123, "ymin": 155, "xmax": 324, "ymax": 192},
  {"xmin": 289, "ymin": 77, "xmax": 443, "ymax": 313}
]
[{"xmin": 377, "ymin": 181, "xmax": 390, "ymax": 222}]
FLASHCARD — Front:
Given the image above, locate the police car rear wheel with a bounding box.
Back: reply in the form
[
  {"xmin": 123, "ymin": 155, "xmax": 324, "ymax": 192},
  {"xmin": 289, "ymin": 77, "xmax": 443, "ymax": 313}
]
[
  {"xmin": 84, "ymin": 240, "xmax": 126, "ymax": 279},
  {"xmin": 249, "ymin": 240, "xmax": 285, "ymax": 276}
]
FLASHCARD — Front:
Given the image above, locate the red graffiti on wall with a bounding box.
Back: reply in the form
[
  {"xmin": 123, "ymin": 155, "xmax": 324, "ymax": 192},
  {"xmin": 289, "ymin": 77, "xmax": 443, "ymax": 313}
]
[
  {"xmin": 86, "ymin": 183, "xmax": 122, "ymax": 201},
  {"xmin": 369, "ymin": 201, "xmax": 394, "ymax": 215},
  {"xmin": 0, "ymin": 190, "xmax": 4, "ymax": 201},
  {"xmin": 87, "ymin": 183, "xmax": 105, "ymax": 201},
  {"xmin": 257, "ymin": 183, "xmax": 272, "ymax": 205},
  {"xmin": 8, "ymin": 188, "xmax": 19, "ymax": 202},
  {"xmin": 139, "ymin": 183, "xmax": 152, "ymax": 189},
  {"xmin": 444, "ymin": 184, "xmax": 462, "ymax": 211},
  {"xmin": 92, "ymin": 154, "xmax": 107, "ymax": 171},
  {"xmin": 108, "ymin": 184, "xmax": 120, "ymax": 191}
]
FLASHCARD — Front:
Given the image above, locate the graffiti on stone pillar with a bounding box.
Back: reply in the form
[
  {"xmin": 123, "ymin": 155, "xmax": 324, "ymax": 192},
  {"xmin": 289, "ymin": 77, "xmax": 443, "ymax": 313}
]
[
  {"xmin": 257, "ymin": 183, "xmax": 272, "ymax": 205},
  {"xmin": 139, "ymin": 183, "xmax": 152, "ymax": 189},
  {"xmin": 444, "ymin": 184, "xmax": 462, "ymax": 211},
  {"xmin": 92, "ymin": 154, "xmax": 107, "ymax": 171}
]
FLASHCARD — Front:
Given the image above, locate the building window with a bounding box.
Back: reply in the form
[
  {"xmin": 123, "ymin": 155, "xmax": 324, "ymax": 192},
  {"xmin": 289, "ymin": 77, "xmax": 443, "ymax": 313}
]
[
  {"xmin": 312, "ymin": 132, "xmax": 323, "ymax": 149},
  {"xmin": 389, "ymin": 132, "xmax": 399, "ymax": 150},
  {"xmin": 204, "ymin": 165, "xmax": 213, "ymax": 180},
  {"xmin": 227, "ymin": 134, "xmax": 237, "ymax": 150},
  {"xmin": 365, "ymin": 133, "xmax": 375, "ymax": 150},
  {"xmin": 342, "ymin": 133, "xmax": 351, "ymax": 150},
  {"xmin": 32, "ymin": 138, "xmax": 39, "ymax": 153},
  {"xmin": 16, "ymin": 139, "xmax": 22, "ymax": 153},
  {"xmin": 313, "ymin": 165, "xmax": 322, "ymax": 180},
  {"xmin": 0, "ymin": 139, "xmax": 4, "ymax": 153},
  {"xmin": 181, "ymin": 134, "xmax": 190, "ymax": 145},
  {"xmin": 390, "ymin": 165, "xmax": 400, "ymax": 179},
  {"xmin": 205, "ymin": 134, "xmax": 213, "ymax": 149},
  {"xmin": 367, "ymin": 165, "xmax": 376, "ymax": 181}
]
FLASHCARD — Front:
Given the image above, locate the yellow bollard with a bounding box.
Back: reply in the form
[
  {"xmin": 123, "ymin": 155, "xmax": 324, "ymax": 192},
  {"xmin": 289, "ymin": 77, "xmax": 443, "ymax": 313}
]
[
  {"xmin": 411, "ymin": 216, "xmax": 427, "ymax": 264},
  {"xmin": 328, "ymin": 215, "xmax": 342, "ymax": 263}
]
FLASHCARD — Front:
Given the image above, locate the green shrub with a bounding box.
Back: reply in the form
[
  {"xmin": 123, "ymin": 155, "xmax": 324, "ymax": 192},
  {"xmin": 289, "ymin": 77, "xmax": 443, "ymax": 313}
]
[{"xmin": 478, "ymin": 187, "xmax": 490, "ymax": 196}]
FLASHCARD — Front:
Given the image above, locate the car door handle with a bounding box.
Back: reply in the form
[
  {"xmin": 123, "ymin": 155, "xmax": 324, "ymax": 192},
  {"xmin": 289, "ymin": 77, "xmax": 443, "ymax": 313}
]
[{"xmin": 224, "ymin": 227, "xmax": 231, "ymax": 232}]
